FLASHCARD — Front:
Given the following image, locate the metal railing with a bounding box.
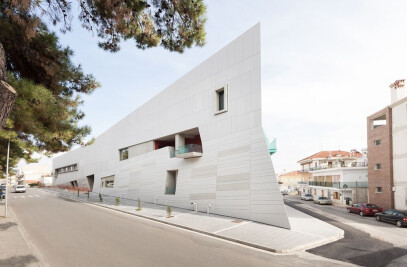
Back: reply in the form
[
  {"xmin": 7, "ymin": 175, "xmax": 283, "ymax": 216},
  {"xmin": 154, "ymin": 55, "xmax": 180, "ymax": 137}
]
[
  {"xmin": 309, "ymin": 162, "xmax": 367, "ymax": 171},
  {"xmin": 308, "ymin": 181, "xmax": 368, "ymax": 188},
  {"xmin": 176, "ymin": 144, "xmax": 203, "ymax": 154}
]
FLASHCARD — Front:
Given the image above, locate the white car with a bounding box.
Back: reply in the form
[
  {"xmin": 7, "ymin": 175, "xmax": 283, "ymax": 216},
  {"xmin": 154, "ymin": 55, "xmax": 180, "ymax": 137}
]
[{"xmin": 14, "ymin": 185, "xmax": 26, "ymax": 193}]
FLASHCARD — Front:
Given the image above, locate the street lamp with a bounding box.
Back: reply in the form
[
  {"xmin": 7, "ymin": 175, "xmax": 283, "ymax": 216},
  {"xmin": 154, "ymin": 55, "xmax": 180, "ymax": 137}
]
[{"xmin": 4, "ymin": 138, "xmax": 10, "ymax": 217}]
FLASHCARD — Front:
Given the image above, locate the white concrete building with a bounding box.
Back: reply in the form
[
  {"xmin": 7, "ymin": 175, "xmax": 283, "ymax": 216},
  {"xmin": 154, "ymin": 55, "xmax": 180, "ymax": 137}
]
[
  {"xmin": 390, "ymin": 80, "xmax": 407, "ymax": 210},
  {"xmin": 18, "ymin": 164, "xmax": 51, "ymax": 185},
  {"xmin": 53, "ymin": 24, "xmax": 290, "ymax": 229},
  {"xmin": 308, "ymin": 167, "xmax": 368, "ymax": 205},
  {"xmin": 297, "ymin": 150, "xmax": 368, "ymax": 205}
]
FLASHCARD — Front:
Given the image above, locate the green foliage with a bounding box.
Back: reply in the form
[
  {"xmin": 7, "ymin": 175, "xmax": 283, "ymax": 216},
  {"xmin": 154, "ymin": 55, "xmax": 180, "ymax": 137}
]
[
  {"xmin": 1, "ymin": 0, "xmax": 207, "ymax": 53},
  {"xmin": 28, "ymin": 183, "xmax": 38, "ymax": 187},
  {"xmin": 136, "ymin": 197, "xmax": 142, "ymax": 211},
  {"xmin": 0, "ymin": 21, "xmax": 98, "ymax": 175},
  {"xmin": 99, "ymin": 193, "xmax": 103, "ymax": 202},
  {"xmin": 115, "ymin": 197, "xmax": 120, "ymax": 206},
  {"xmin": 167, "ymin": 205, "xmax": 172, "ymax": 218}
]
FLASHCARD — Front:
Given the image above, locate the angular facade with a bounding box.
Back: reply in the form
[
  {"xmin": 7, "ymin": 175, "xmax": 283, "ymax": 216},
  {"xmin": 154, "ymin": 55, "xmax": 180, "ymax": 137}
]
[{"xmin": 53, "ymin": 24, "xmax": 291, "ymax": 229}]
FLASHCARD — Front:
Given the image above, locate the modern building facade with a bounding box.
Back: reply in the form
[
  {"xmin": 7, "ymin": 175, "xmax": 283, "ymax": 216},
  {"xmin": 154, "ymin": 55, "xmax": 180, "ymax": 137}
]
[
  {"xmin": 53, "ymin": 24, "xmax": 291, "ymax": 229},
  {"xmin": 367, "ymin": 79, "xmax": 407, "ymax": 210}
]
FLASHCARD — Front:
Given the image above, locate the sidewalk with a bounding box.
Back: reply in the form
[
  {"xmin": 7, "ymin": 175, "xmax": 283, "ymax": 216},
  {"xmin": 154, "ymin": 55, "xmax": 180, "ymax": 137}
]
[
  {"xmin": 0, "ymin": 202, "xmax": 44, "ymax": 267},
  {"xmin": 45, "ymin": 188, "xmax": 344, "ymax": 254}
]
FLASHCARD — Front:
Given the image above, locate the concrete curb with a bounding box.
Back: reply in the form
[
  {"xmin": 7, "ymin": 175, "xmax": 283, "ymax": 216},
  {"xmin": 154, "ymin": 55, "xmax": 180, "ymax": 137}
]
[{"xmin": 48, "ymin": 190, "xmax": 344, "ymax": 254}]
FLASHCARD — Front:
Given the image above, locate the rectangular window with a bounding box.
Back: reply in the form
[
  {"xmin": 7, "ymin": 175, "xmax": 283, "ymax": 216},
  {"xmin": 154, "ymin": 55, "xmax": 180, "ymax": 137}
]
[
  {"xmin": 101, "ymin": 175, "xmax": 115, "ymax": 188},
  {"xmin": 376, "ymin": 187, "xmax": 382, "ymax": 193},
  {"xmin": 371, "ymin": 114, "xmax": 386, "ymax": 129},
  {"xmin": 214, "ymin": 85, "xmax": 228, "ymax": 115},
  {"xmin": 119, "ymin": 148, "xmax": 128, "ymax": 161},
  {"xmin": 374, "ymin": 139, "xmax": 381, "ymax": 146},
  {"xmin": 165, "ymin": 170, "xmax": 177, "ymax": 195},
  {"xmin": 375, "ymin": 163, "xmax": 382, "ymax": 170}
]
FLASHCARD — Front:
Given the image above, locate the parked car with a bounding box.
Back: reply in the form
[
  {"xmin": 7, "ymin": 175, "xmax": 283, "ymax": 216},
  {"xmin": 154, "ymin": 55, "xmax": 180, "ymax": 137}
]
[
  {"xmin": 14, "ymin": 185, "xmax": 26, "ymax": 193},
  {"xmin": 347, "ymin": 203, "xmax": 383, "ymax": 216},
  {"xmin": 375, "ymin": 209, "xmax": 407, "ymax": 228},
  {"xmin": 313, "ymin": 196, "xmax": 331, "ymax": 205},
  {"xmin": 281, "ymin": 190, "xmax": 288, "ymax": 196},
  {"xmin": 0, "ymin": 185, "xmax": 6, "ymax": 191},
  {"xmin": 0, "ymin": 190, "xmax": 4, "ymax": 200},
  {"xmin": 301, "ymin": 194, "xmax": 313, "ymax": 201}
]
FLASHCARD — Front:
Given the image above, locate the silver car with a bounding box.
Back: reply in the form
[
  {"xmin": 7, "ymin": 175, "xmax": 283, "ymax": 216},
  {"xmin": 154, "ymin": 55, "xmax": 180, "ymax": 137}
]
[
  {"xmin": 313, "ymin": 196, "xmax": 331, "ymax": 205},
  {"xmin": 301, "ymin": 194, "xmax": 313, "ymax": 201}
]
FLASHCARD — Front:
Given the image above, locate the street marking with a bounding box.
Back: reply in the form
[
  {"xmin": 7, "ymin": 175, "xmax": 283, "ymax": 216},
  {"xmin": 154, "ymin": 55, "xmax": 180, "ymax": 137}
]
[
  {"xmin": 28, "ymin": 196, "xmax": 34, "ymax": 198},
  {"xmin": 213, "ymin": 221, "xmax": 252, "ymax": 234},
  {"xmin": 20, "ymin": 196, "xmax": 26, "ymax": 198}
]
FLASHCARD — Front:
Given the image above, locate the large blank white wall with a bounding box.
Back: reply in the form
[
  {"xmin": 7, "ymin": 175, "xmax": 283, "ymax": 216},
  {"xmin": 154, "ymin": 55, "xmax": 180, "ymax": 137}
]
[
  {"xmin": 54, "ymin": 23, "xmax": 291, "ymax": 229},
  {"xmin": 392, "ymin": 98, "xmax": 407, "ymax": 210}
]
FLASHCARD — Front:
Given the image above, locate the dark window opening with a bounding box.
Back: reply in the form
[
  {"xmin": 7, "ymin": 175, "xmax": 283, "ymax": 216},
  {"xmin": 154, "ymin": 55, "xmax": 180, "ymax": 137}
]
[
  {"xmin": 165, "ymin": 170, "xmax": 177, "ymax": 195},
  {"xmin": 120, "ymin": 148, "xmax": 128, "ymax": 161}
]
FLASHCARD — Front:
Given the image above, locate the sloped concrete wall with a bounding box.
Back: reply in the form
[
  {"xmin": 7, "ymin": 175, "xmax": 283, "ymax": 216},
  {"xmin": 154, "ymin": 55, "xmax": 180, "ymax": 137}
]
[{"xmin": 53, "ymin": 24, "xmax": 290, "ymax": 229}]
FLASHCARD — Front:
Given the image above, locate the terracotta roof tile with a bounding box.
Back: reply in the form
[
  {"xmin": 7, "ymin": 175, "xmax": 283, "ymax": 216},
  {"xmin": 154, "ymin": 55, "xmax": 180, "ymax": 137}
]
[{"xmin": 298, "ymin": 150, "xmax": 362, "ymax": 163}]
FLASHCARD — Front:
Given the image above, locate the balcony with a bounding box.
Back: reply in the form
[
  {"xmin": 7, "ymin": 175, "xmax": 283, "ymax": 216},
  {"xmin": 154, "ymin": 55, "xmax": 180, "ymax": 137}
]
[
  {"xmin": 308, "ymin": 181, "xmax": 368, "ymax": 189},
  {"xmin": 176, "ymin": 144, "xmax": 203, "ymax": 159},
  {"xmin": 309, "ymin": 162, "xmax": 367, "ymax": 171}
]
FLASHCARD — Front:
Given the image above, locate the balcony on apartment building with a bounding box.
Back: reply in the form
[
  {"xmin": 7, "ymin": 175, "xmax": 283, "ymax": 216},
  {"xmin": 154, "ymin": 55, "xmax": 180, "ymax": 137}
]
[
  {"xmin": 308, "ymin": 181, "xmax": 368, "ymax": 189},
  {"xmin": 309, "ymin": 162, "xmax": 367, "ymax": 171}
]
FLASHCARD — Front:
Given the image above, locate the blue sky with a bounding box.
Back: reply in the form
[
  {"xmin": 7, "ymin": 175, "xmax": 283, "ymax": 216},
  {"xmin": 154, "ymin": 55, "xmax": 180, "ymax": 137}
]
[{"xmin": 22, "ymin": 0, "xmax": 407, "ymax": 173}]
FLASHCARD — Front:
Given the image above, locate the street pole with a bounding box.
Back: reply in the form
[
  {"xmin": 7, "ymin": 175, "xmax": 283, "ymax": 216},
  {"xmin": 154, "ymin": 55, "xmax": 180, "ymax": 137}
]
[{"xmin": 5, "ymin": 138, "xmax": 10, "ymax": 217}]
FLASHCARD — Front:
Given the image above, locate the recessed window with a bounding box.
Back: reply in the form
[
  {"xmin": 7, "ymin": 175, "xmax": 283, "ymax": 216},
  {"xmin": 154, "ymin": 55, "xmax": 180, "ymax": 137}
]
[
  {"xmin": 371, "ymin": 114, "xmax": 386, "ymax": 129},
  {"xmin": 165, "ymin": 170, "xmax": 177, "ymax": 195},
  {"xmin": 119, "ymin": 148, "xmax": 128, "ymax": 161},
  {"xmin": 375, "ymin": 187, "xmax": 382, "ymax": 193},
  {"xmin": 214, "ymin": 85, "xmax": 228, "ymax": 115},
  {"xmin": 101, "ymin": 175, "xmax": 115, "ymax": 188},
  {"xmin": 375, "ymin": 163, "xmax": 382, "ymax": 170},
  {"xmin": 374, "ymin": 139, "xmax": 381, "ymax": 146}
]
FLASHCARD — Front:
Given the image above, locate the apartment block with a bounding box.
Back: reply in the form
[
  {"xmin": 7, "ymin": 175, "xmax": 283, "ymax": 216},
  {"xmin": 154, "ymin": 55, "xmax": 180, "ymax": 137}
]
[{"xmin": 367, "ymin": 79, "xmax": 407, "ymax": 210}]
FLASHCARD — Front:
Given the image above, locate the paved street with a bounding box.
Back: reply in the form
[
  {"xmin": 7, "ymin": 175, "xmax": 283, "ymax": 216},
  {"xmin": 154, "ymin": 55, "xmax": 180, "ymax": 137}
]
[
  {"xmin": 9, "ymin": 188, "xmax": 351, "ymax": 267},
  {"xmin": 284, "ymin": 195, "xmax": 407, "ymax": 267}
]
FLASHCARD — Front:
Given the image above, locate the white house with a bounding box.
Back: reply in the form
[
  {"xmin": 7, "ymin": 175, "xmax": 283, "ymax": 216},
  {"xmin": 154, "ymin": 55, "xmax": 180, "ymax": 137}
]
[
  {"xmin": 298, "ymin": 150, "xmax": 368, "ymax": 205},
  {"xmin": 52, "ymin": 24, "xmax": 291, "ymax": 229}
]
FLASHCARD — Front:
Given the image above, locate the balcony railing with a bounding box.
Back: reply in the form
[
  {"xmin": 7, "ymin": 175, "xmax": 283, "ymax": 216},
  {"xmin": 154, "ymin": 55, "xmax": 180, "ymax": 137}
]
[
  {"xmin": 177, "ymin": 144, "xmax": 203, "ymax": 154},
  {"xmin": 309, "ymin": 162, "xmax": 367, "ymax": 171},
  {"xmin": 308, "ymin": 181, "xmax": 368, "ymax": 188}
]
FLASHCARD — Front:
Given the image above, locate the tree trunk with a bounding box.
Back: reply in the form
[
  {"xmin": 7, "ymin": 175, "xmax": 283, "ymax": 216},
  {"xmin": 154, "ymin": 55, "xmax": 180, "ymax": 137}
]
[{"xmin": 0, "ymin": 42, "xmax": 17, "ymax": 129}]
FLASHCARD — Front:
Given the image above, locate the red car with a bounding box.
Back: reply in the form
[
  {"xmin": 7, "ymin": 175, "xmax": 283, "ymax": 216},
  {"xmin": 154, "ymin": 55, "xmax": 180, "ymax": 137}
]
[{"xmin": 347, "ymin": 203, "xmax": 383, "ymax": 216}]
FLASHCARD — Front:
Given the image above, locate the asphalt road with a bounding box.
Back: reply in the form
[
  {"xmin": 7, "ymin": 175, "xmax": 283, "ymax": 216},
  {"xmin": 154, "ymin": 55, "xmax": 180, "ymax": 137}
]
[
  {"xmin": 284, "ymin": 196, "xmax": 407, "ymax": 267},
  {"xmin": 9, "ymin": 189, "xmax": 348, "ymax": 267}
]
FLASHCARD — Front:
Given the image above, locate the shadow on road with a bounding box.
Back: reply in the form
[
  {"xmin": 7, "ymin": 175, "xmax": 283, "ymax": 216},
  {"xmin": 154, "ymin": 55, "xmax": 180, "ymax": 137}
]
[
  {"xmin": 0, "ymin": 255, "xmax": 38, "ymax": 266},
  {"xmin": 285, "ymin": 198, "xmax": 407, "ymax": 267},
  {"xmin": 0, "ymin": 222, "xmax": 17, "ymax": 231}
]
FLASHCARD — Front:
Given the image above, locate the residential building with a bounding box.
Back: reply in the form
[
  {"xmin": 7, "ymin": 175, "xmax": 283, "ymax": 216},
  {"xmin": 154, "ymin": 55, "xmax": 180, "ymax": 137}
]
[
  {"xmin": 18, "ymin": 165, "xmax": 51, "ymax": 185},
  {"xmin": 52, "ymin": 24, "xmax": 291, "ymax": 229},
  {"xmin": 298, "ymin": 150, "xmax": 368, "ymax": 205},
  {"xmin": 367, "ymin": 79, "xmax": 407, "ymax": 210},
  {"xmin": 278, "ymin": 171, "xmax": 311, "ymax": 193},
  {"xmin": 298, "ymin": 150, "xmax": 364, "ymax": 172}
]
